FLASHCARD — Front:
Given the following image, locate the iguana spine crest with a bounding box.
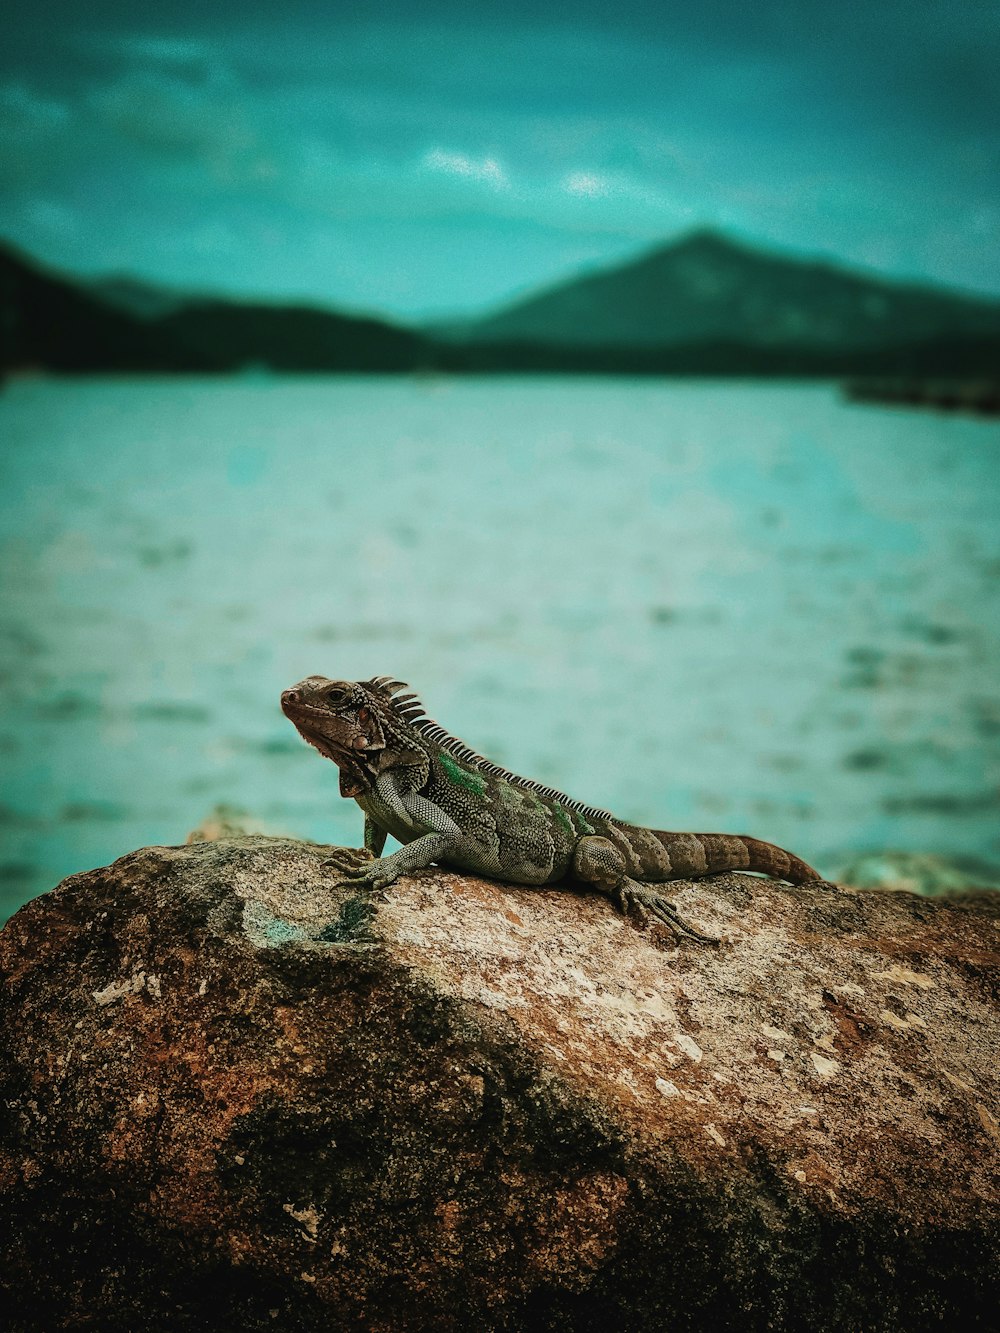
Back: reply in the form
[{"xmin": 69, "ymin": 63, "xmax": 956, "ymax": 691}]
[{"xmin": 366, "ymin": 676, "xmax": 613, "ymax": 820}]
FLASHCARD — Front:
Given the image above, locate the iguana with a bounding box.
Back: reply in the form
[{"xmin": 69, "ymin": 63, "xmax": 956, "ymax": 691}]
[{"xmin": 281, "ymin": 674, "xmax": 823, "ymax": 944}]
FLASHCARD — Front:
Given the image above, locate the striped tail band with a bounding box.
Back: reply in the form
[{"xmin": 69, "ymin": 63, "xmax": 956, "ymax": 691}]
[{"xmin": 651, "ymin": 831, "xmax": 819, "ymax": 884}]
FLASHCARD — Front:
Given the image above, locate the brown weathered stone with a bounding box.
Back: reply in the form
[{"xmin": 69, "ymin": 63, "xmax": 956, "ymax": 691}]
[{"xmin": 0, "ymin": 836, "xmax": 998, "ymax": 1331}]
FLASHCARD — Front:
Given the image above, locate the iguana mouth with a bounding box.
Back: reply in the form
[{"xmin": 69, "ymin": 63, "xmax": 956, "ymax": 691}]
[
  {"xmin": 292, "ymin": 720, "xmax": 347, "ymax": 763},
  {"xmin": 281, "ymin": 699, "xmax": 333, "ymax": 722}
]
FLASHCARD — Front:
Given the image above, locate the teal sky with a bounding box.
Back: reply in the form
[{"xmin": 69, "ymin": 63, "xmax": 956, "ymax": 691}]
[{"xmin": 1, "ymin": 0, "xmax": 998, "ymax": 318}]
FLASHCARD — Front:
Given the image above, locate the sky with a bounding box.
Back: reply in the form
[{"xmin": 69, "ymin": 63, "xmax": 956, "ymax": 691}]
[{"xmin": 1, "ymin": 0, "xmax": 998, "ymax": 319}]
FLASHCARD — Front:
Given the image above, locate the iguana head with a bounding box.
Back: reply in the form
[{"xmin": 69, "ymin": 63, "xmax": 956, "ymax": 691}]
[{"xmin": 281, "ymin": 675, "xmax": 428, "ymax": 795}]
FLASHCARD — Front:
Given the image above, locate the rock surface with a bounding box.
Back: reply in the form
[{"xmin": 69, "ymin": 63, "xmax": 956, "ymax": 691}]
[{"xmin": 1, "ymin": 836, "xmax": 998, "ymax": 1332}]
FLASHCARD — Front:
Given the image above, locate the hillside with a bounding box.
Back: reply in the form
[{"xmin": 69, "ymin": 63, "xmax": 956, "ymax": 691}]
[
  {"xmin": 455, "ymin": 229, "xmax": 1000, "ymax": 351},
  {"xmin": 4, "ymin": 233, "xmax": 999, "ymax": 377},
  {"xmin": 157, "ymin": 300, "xmax": 426, "ymax": 373},
  {"xmin": 0, "ymin": 242, "xmax": 211, "ymax": 372},
  {"xmin": 87, "ymin": 275, "xmax": 189, "ymax": 320},
  {"xmin": 0, "ymin": 243, "xmax": 428, "ymax": 374}
]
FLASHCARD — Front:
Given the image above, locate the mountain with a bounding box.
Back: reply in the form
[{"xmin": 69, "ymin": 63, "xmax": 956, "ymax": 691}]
[
  {"xmin": 4, "ymin": 233, "xmax": 999, "ymax": 378},
  {"xmin": 88, "ymin": 275, "xmax": 426, "ymax": 371},
  {"xmin": 452, "ymin": 230, "xmax": 1000, "ymax": 351},
  {"xmin": 87, "ymin": 275, "xmax": 189, "ymax": 320},
  {"xmin": 0, "ymin": 243, "xmax": 429, "ymax": 374},
  {"xmin": 156, "ymin": 300, "xmax": 426, "ymax": 373},
  {"xmin": 0, "ymin": 242, "xmax": 211, "ymax": 372}
]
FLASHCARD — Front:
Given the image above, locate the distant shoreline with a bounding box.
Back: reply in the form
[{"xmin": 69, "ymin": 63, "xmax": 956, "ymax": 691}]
[{"xmin": 5, "ymin": 233, "xmax": 1000, "ymax": 383}]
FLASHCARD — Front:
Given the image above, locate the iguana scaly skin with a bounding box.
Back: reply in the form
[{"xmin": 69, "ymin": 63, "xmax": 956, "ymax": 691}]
[{"xmin": 280, "ymin": 675, "xmax": 822, "ymax": 944}]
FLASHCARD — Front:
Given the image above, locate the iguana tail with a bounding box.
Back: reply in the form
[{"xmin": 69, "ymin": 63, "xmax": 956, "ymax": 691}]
[{"xmin": 650, "ymin": 830, "xmax": 820, "ymax": 884}]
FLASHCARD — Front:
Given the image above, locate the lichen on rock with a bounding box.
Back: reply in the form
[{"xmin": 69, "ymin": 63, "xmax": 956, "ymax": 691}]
[{"xmin": 0, "ymin": 835, "xmax": 998, "ymax": 1331}]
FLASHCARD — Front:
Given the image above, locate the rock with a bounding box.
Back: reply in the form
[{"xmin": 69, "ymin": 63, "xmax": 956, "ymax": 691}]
[
  {"xmin": 185, "ymin": 803, "xmax": 287, "ymax": 844},
  {"xmin": 838, "ymin": 850, "xmax": 1000, "ymax": 897},
  {"xmin": 1, "ymin": 836, "xmax": 998, "ymax": 1332}
]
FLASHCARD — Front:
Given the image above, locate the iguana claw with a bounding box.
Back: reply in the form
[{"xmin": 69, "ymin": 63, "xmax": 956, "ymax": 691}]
[
  {"xmin": 617, "ymin": 882, "xmax": 720, "ymax": 946},
  {"xmin": 323, "ymin": 855, "xmax": 397, "ymax": 892},
  {"xmin": 337, "ymin": 871, "xmax": 395, "ymax": 892},
  {"xmin": 322, "ymin": 847, "xmax": 374, "ymax": 875}
]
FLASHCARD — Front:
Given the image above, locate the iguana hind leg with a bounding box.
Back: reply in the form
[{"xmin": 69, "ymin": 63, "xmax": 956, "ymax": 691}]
[
  {"xmin": 573, "ymin": 835, "xmax": 719, "ymax": 946},
  {"xmin": 615, "ymin": 882, "xmax": 720, "ymax": 944}
]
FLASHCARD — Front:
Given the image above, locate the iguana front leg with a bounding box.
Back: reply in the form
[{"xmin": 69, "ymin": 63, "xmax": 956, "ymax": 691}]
[
  {"xmin": 323, "ymin": 814, "xmax": 387, "ymax": 875},
  {"xmin": 573, "ymin": 835, "xmax": 719, "ymax": 945},
  {"xmin": 364, "ymin": 815, "xmax": 388, "ymax": 857},
  {"xmin": 333, "ymin": 777, "xmax": 462, "ymax": 891},
  {"xmin": 336, "ymin": 832, "xmax": 454, "ymax": 891}
]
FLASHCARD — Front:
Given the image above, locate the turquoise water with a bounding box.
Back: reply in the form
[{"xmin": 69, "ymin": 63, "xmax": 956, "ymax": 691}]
[{"xmin": 1, "ymin": 375, "xmax": 998, "ymax": 919}]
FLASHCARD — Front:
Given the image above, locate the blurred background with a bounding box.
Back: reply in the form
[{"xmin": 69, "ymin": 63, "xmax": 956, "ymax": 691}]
[{"xmin": 1, "ymin": 0, "xmax": 999, "ymax": 919}]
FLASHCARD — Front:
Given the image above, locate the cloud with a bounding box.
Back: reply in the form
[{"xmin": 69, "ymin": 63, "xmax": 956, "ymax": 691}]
[
  {"xmin": 20, "ymin": 198, "xmax": 79, "ymax": 237},
  {"xmin": 0, "ymin": 81, "xmax": 69, "ymax": 132},
  {"xmin": 0, "ymin": 82, "xmax": 73, "ymax": 185},
  {"xmin": 3, "ymin": 11, "xmax": 998, "ymax": 311},
  {"xmin": 85, "ymin": 66, "xmax": 276, "ymax": 185},
  {"xmin": 291, "ymin": 144, "xmax": 695, "ymax": 240},
  {"xmin": 421, "ymin": 149, "xmax": 509, "ymax": 189},
  {"xmin": 562, "ymin": 172, "xmax": 608, "ymax": 198},
  {"xmin": 110, "ymin": 35, "xmax": 219, "ymax": 66},
  {"xmin": 73, "ymin": 30, "xmax": 223, "ymax": 86}
]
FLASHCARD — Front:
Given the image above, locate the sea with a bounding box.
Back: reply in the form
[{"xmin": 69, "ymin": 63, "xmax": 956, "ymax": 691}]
[{"xmin": 1, "ymin": 374, "xmax": 998, "ymax": 920}]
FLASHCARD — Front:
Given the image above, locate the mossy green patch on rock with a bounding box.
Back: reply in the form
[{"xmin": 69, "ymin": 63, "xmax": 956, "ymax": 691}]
[
  {"xmin": 317, "ymin": 895, "xmax": 377, "ymax": 943},
  {"xmin": 243, "ymin": 898, "xmax": 308, "ymax": 947}
]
